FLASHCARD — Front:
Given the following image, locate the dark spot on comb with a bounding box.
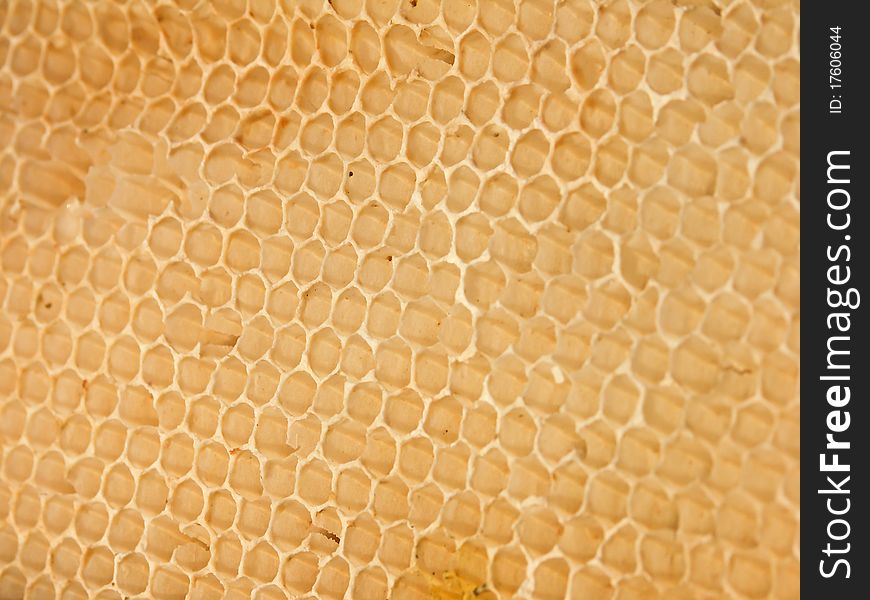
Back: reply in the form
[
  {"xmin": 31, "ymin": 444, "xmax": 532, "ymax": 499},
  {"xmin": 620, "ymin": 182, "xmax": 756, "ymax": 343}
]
[{"xmin": 313, "ymin": 527, "xmax": 341, "ymax": 544}]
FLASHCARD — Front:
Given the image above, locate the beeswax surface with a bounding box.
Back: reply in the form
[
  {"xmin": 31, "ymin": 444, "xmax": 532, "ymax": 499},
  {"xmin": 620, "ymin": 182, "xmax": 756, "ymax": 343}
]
[{"xmin": 0, "ymin": 1, "xmax": 799, "ymax": 598}]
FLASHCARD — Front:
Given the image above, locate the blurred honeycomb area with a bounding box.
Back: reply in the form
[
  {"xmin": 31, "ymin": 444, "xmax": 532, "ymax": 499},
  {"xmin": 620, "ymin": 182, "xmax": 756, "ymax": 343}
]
[{"xmin": 0, "ymin": 0, "xmax": 800, "ymax": 598}]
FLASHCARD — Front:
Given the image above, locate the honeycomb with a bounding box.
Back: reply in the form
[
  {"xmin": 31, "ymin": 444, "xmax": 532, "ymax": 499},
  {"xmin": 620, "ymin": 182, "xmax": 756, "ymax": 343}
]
[{"xmin": 0, "ymin": 0, "xmax": 800, "ymax": 598}]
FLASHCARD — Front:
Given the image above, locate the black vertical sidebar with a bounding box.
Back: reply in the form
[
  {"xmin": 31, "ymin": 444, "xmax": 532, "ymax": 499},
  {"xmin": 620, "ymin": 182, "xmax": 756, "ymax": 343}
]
[{"xmin": 803, "ymin": 3, "xmax": 868, "ymax": 598}]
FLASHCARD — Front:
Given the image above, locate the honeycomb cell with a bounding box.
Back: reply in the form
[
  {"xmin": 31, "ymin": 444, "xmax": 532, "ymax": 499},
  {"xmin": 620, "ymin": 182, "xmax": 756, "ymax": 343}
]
[{"xmin": 117, "ymin": 552, "xmax": 150, "ymax": 595}]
